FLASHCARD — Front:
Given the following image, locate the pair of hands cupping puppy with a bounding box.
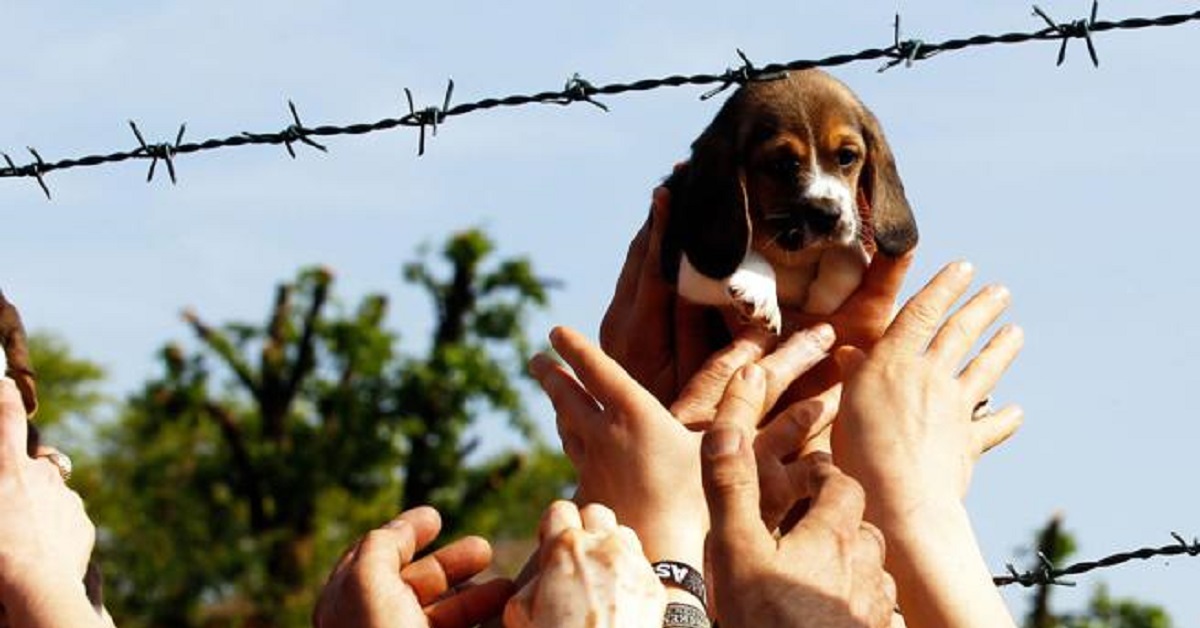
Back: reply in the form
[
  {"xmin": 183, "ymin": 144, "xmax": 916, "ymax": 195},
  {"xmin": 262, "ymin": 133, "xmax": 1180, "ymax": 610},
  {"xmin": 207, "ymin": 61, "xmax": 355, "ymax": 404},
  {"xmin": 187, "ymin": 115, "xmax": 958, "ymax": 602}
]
[{"xmin": 522, "ymin": 184, "xmax": 1024, "ymax": 627}]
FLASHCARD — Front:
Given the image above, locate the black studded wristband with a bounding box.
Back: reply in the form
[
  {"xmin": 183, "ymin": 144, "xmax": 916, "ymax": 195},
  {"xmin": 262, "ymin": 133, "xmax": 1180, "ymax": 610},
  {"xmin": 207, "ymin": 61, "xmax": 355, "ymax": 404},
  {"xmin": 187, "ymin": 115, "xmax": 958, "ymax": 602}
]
[
  {"xmin": 663, "ymin": 602, "xmax": 711, "ymax": 628},
  {"xmin": 652, "ymin": 561, "xmax": 707, "ymax": 611}
]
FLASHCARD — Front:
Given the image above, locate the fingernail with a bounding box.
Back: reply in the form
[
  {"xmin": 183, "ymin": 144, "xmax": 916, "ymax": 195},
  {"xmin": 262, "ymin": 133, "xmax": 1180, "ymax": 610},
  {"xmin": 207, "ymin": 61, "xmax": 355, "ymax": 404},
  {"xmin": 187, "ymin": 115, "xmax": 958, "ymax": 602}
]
[
  {"xmin": 812, "ymin": 323, "xmax": 835, "ymax": 344},
  {"xmin": 953, "ymin": 260, "xmax": 974, "ymax": 275},
  {"xmin": 528, "ymin": 354, "xmax": 553, "ymax": 378},
  {"xmin": 703, "ymin": 427, "xmax": 743, "ymax": 459},
  {"xmin": 740, "ymin": 363, "xmax": 764, "ymax": 385},
  {"xmin": 988, "ymin": 284, "xmax": 1011, "ymax": 302}
]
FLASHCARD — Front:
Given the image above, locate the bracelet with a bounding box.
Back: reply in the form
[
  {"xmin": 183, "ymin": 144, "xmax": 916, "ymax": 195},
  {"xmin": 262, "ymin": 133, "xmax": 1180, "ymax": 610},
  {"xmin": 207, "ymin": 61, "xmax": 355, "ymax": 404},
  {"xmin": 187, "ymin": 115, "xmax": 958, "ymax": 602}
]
[
  {"xmin": 663, "ymin": 602, "xmax": 711, "ymax": 628},
  {"xmin": 652, "ymin": 561, "xmax": 707, "ymax": 611}
]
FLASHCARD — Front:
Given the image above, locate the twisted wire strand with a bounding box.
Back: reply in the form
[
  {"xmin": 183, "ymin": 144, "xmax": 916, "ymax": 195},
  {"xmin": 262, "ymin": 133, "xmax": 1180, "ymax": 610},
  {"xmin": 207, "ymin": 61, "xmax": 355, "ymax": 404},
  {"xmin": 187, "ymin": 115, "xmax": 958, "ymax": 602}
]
[{"xmin": 2, "ymin": 6, "xmax": 1199, "ymax": 197}]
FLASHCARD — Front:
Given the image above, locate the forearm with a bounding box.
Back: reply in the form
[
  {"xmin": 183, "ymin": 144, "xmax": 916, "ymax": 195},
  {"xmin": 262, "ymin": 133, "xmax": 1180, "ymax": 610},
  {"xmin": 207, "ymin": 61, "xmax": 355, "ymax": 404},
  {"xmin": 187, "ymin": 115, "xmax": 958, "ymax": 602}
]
[
  {"xmin": 879, "ymin": 500, "xmax": 1015, "ymax": 628},
  {"xmin": 3, "ymin": 572, "xmax": 106, "ymax": 628}
]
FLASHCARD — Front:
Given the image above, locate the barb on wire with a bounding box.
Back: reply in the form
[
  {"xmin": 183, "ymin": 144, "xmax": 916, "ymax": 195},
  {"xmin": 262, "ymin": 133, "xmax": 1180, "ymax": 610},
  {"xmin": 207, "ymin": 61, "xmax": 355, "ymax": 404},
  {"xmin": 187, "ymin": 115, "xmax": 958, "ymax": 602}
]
[
  {"xmin": 22, "ymin": 149, "xmax": 52, "ymax": 200},
  {"xmin": 700, "ymin": 49, "xmax": 787, "ymax": 100},
  {"xmin": 130, "ymin": 121, "xmax": 187, "ymax": 184},
  {"xmin": 994, "ymin": 532, "xmax": 1200, "ymax": 588},
  {"xmin": 1034, "ymin": 0, "xmax": 1101, "ymax": 66},
  {"xmin": 880, "ymin": 14, "xmax": 941, "ymax": 72},
  {"xmin": 554, "ymin": 73, "xmax": 609, "ymax": 112},
  {"xmin": 403, "ymin": 80, "xmax": 455, "ymax": 156},
  {"xmin": 2, "ymin": 3, "xmax": 1199, "ymax": 196}
]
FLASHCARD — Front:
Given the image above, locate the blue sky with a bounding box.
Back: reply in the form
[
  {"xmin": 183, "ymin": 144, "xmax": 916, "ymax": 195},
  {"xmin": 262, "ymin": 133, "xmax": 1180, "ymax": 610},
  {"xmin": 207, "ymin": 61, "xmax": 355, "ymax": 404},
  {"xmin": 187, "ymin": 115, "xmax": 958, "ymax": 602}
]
[{"xmin": 3, "ymin": 0, "xmax": 1199, "ymax": 621}]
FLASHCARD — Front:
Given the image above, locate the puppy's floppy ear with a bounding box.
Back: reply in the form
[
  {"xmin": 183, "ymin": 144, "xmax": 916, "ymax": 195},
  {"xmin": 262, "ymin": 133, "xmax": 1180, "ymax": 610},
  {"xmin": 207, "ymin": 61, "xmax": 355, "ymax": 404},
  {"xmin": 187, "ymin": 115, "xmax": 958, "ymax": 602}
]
[
  {"xmin": 859, "ymin": 108, "xmax": 918, "ymax": 257},
  {"xmin": 662, "ymin": 105, "xmax": 752, "ymax": 282}
]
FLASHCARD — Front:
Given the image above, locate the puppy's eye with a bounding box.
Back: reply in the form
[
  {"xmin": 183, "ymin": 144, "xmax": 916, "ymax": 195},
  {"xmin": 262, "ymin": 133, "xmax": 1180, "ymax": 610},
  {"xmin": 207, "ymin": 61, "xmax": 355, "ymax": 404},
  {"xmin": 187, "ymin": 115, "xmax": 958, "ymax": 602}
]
[
  {"xmin": 837, "ymin": 148, "xmax": 859, "ymax": 168},
  {"xmin": 770, "ymin": 157, "xmax": 802, "ymax": 177}
]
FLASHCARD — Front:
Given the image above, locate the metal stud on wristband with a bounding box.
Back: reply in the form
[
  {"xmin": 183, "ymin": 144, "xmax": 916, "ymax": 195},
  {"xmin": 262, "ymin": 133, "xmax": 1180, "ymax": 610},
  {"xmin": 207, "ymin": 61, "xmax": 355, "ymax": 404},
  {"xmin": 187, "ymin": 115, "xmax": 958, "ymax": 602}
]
[
  {"xmin": 652, "ymin": 561, "xmax": 708, "ymax": 611},
  {"xmin": 663, "ymin": 602, "xmax": 711, "ymax": 628}
]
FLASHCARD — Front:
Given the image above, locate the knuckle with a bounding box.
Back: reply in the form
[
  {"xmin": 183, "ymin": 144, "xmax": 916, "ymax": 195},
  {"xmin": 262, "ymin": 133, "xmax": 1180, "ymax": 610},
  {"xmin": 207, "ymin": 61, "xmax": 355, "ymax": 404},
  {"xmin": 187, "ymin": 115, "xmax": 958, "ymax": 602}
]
[{"xmin": 902, "ymin": 299, "xmax": 943, "ymax": 330}]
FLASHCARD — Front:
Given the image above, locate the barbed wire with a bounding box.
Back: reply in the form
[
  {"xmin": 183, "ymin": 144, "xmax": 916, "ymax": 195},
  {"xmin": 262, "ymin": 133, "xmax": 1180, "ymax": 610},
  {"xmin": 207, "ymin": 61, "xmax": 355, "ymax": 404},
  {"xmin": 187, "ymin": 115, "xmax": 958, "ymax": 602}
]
[
  {"xmin": 994, "ymin": 532, "xmax": 1200, "ymax": 588},
  {"xmin": 2, "ymin": 1, "xmax": 1199, "ymax": 198}
]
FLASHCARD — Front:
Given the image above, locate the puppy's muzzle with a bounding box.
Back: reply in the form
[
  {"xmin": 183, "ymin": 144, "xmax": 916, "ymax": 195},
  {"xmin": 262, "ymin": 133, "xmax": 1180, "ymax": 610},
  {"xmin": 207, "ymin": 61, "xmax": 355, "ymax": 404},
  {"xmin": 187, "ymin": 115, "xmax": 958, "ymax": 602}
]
[{"xmin": 766, "ymin": 202, "xmax": 844, "ymax": 251}]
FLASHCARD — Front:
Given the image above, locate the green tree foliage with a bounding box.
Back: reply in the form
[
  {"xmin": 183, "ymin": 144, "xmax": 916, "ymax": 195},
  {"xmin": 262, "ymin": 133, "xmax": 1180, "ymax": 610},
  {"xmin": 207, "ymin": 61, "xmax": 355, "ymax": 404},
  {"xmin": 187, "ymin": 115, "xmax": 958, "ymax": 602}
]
[
  {"xmin": 82, "ymin": 229, "xmax": 573, "ymax": 627},
  {"xmin": 1022, "ymin": 515, "xmax": 1173, "ymax": 628},
  {"xmin": 25, "ymin": 331, "xmax": 106, "ymax": 433}
]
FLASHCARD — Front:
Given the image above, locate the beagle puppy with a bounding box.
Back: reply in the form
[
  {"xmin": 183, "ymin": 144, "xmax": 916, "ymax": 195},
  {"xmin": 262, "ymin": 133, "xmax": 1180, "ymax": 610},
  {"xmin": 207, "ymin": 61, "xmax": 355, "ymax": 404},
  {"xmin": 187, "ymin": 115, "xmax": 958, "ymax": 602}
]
[{"xmin": 662, "ymin": 69, "xmax": 917, "ymax": 332}]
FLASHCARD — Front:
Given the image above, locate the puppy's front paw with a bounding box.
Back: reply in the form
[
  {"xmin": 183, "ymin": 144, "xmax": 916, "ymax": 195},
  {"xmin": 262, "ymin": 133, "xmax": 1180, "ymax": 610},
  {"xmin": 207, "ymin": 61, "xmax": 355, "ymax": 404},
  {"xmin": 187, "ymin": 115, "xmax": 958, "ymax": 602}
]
[{"xmin": 727, "ymin": 272, "xmax": 782, "ymax": 334}]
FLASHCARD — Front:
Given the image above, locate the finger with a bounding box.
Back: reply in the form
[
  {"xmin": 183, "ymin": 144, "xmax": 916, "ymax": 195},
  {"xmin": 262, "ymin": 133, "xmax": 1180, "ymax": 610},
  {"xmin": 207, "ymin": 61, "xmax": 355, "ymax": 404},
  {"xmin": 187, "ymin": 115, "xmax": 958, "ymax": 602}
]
[
  {"xmin": 383, "ymin": 506, "xmax": 443, "ymax": 557},
  {"xmin": 630, "ymin": 187, "xmax": 673, "ymax": 309},
  {"xmin": 0, "ymin": 379, "xmax": 29, "ymax": 469},
  {"xmin": 758, "ymin": 324, "xmax": 835, "ymax": 409},
  {"xmin": 714, "ymin": 364, "xmax": 769, "ymax": 433},
  {"xmin": 958, "ymin": 324, "xmax": 1025, "ymax": 400},
  {"xmin": 540, "ymin": 500, "xmax": 582, "ymax": 545},
  {"xmin": 402, "ymin": 536, "xmax": 493, "ymax": 605},
  {"xmin": 754, "ymin": 451, "xmax": 813, "ymax": 529},
  {"xmin": 703, "ymin": 366, "xmax": 771, "ymax": 555},
  {"xmin": 671, "ymin": 329, "xmax": 772, "ymax": 426},
  {"xmin": 926, "ymin": 284, "xmax": 1010, "ymax": 369},
  {"xmin": 973, "ymin": 405, "xmax": 1024, "ymax": 455},
  {"xmin": 548, "ymin": 327, "xmax": 659, "ymax": 417},
  {"xmin": 600, "ymin": 203, "xmax": 654, "ymax": 352},
  {"xmin": 877, "ymin": 261, "xmax": 975, "ymax": 355},
  {"xmin": 357, "ymin": 522, "xmax": 418, "ymax": 577},
  {"xmin": 673, "ymin": 302, "xmax": 731, "ymax": 400},
  {"xmin": 502, "ymin": 579, "xmax": 535, "ymax": 628},
  {"xmin": 784, "ymin": 453, "xmax": 865, "ymax": 548},
  {"xmin": 832, "ymin": 345, "xmax": 868, "ymax": 382},
  {"xmin": 427, "ymin": 578, "xmax": 518, "ymax": 628},
  {"xmin": 854, "ymin": 522, "xmax": 887, "ymax": 572},
  {"xmin": 615, "ymin": 524, "xmax": 647, "ymax": 558},
  {"xmin": 755, "ymin": 395, "xmax": 834, "ymax": 462},
  {"xmin": 626, "ymin": 189, "xmax": 678, "ymax": 361},
  {"xmin": 579, "ymin": 503, "xmax": 619, "ymax": 534},
  {"xmin": 852, "ymin": 248, "xmax": 916, "ymax": 307},
  {"xmin": 702, "ymin": 422, "xmax": 769, "ymax": 562},
  {"xmin": 529, "ymin": 352, "xmax": 602, "ymax": 450}
]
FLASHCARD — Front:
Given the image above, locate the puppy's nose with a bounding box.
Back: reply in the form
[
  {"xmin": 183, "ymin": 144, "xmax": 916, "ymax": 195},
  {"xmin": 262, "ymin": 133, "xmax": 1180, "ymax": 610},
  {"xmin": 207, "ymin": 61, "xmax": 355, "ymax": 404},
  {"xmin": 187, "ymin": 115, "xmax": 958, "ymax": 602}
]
[{"xmin": 805, "ymin": 204, "xmax": 841, "ymax": 234}]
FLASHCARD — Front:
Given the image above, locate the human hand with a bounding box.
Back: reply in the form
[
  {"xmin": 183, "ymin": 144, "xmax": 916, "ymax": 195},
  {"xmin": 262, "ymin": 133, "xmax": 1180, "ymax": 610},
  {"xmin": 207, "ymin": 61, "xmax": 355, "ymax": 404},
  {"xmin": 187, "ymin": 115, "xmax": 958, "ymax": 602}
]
[
  {"xmin": 531, "ymin": 326, "xmax": 709, "ymax": 568},
  {"xmin": 701, "ymin": 364, "xmax": 898, "ymax": 628},
  {"xmin": 0, "ymin": 379, "xmax": 103, "ymax": 628},
  {"xmin": 832, "ymin": 261, "xmax": 1024, "ymax": 525},
  {"xmin": 313, "ymin": 506, "xmax": 514, "ymax": 628},
  {"xmin": 504, "ymin": 501, "xmax": 666, "ymax": 628},
  {"xmin": 665, "ymin": 323, "xmax": 841, "ymax": 528},
  {"xmin": 599, "ymin": 186, "xmax": 731, "ymax": 406}
]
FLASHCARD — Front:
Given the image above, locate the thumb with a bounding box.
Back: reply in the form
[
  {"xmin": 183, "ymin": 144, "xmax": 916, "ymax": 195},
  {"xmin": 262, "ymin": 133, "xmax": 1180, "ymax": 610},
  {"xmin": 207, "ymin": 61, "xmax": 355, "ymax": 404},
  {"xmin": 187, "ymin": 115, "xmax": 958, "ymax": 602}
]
[
  {"xmin": 702, "ymin": 425, "xmax": 768, "ymax": 561},
  {"xmin": 833, "ymin": 346, "xmax": 867, "ymax": 380},
  {"xmin": 702, "ymin": 365, "xmax": 771, "ymax": 560}
]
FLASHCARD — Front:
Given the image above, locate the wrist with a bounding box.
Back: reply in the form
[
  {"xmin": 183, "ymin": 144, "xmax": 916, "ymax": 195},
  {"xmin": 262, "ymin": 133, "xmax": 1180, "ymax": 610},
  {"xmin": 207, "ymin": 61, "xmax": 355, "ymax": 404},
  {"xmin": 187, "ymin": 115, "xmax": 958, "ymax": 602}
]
[
  {"xmin": 636, "ymin": 522, "xmax": 706, "ymax": 574},
  {"xmin": 864, "ymin": 483, "xmax": 962, "ymax": 537}
]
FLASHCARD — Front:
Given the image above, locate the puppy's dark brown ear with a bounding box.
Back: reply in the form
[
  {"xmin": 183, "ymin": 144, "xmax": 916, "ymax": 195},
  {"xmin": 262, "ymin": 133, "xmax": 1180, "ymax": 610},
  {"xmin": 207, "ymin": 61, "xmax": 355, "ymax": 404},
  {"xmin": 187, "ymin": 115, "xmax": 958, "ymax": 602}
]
[
  {"xmin": 661, "ymin": 106, "xmax": 752, "ymax": 282},
  {"xmin": 860, "ymin": 109, "xmax": 918, "ymax": 257}
]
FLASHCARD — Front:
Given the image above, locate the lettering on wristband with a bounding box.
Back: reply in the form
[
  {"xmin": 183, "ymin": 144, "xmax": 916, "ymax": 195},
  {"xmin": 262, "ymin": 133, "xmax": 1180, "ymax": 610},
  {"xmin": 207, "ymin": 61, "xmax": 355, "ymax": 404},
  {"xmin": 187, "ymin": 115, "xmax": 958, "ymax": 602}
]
[{"xmin": 652, "ymin": 560, "xmax": 707, "ymax": 611}]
